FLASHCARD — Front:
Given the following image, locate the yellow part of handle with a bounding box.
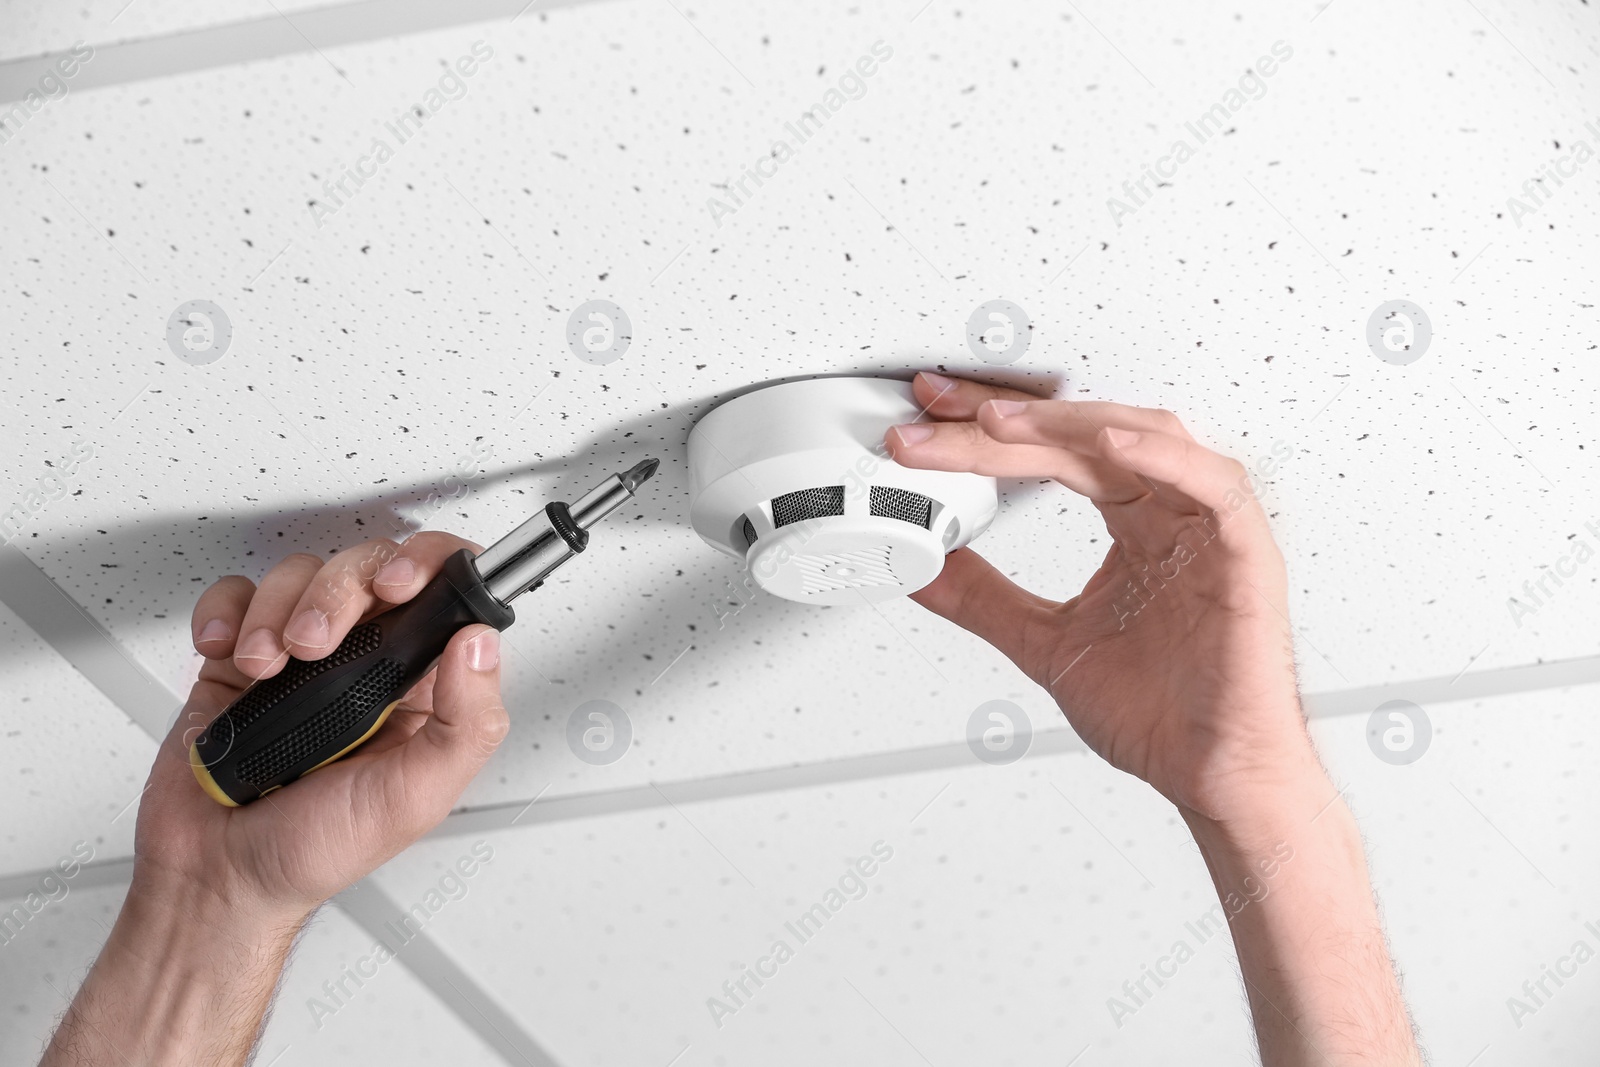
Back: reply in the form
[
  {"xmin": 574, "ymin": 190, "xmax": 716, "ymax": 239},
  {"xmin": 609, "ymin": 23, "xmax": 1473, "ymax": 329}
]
[
  {"xmin": 189, "ymin": 744, "xmax": 239, "ymax": 807},
  {"xmin": 188, "ymin": 698, "xmax": 402, "ymax": 807}
]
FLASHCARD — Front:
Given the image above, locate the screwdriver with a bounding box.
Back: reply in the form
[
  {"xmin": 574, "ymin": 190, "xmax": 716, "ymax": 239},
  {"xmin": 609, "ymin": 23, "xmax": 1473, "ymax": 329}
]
[{"xmin": 190, "ymin": 459, "xmax": 659, "ymax": 806}]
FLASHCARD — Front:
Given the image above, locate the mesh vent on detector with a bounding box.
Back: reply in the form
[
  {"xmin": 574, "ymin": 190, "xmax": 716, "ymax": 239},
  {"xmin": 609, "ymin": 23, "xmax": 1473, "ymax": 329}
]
[
  {"xmin": 771, "ymin": 486, "xmax": 844, "ymax": 527},
  {"xmin": 741, "ymin": 516, "xmax": 758, "ymax": 547},
  {"xmin": 870, "ymin": 486, "xmax": 933, "ymax": 528}
]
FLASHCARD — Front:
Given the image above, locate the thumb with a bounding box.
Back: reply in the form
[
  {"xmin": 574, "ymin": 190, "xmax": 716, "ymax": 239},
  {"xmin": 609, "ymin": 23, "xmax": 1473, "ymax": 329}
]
[
  {"xmin": 400, "ymin": 625, "xmax": 510, "ymax": 828},
  {"xmin": 909, "ymin": 548, "xmax": 1056, "ymax": 682}
]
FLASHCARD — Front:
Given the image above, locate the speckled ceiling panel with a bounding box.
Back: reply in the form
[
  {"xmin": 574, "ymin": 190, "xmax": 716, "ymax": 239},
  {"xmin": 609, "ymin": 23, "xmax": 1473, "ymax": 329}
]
[
  {"xmin": 0, "ymin": 599, "xmax": 153, "ymax": 878},
  {"xmin": 367, "ymin": 681, "xmax": 1600, "ymax": 1067},
  {"xmin": 1, "ymin": 0, "xmax": 1597, "ymax": 819}
]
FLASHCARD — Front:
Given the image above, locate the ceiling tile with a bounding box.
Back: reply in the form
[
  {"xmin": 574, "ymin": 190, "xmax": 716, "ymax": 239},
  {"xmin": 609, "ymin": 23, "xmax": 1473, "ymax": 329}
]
[
  {"xmin": 2, "ymin": 0, "xmax": 1596, "ymax": 949},
  {"xmin": 0, "ymin": 878, "xmax": 503, "ymax": 1066},
  {"xmin": 0, "ymin": 600, "xmax": 153, "ymax": 880},
  {"xmin": 366, "ymin": 681, "xmax": 1600, "ymax": 1066}
]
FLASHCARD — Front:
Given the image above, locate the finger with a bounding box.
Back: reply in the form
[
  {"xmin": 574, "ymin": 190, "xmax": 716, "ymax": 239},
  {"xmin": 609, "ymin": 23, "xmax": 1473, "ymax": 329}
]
[
  {"xmin": 394, "ymin": 626, "xmax": 508, "ymax": 833},
  {"xmin": 359, "ymin": 701, "xmax": 432, "ymax": 756},
  {"xmin": 190, "ymin": 575, "xmax": 256, "ymax": 659},
  {"xmin": 276, "ymin": 539, "xmax": 401, "ymax": 661},
  {"xmin": 969, "ymin": 400, "xmax": 1180, "ymax": 505},
  {"xmin": 1094, "ymin": 426, "xmax": 1269, "ymax": 529},
  {"xmin": 232, "ymin": 553, "xmax": 325, "ymax": 680},
  {"xmin": 979, "ymin": 399, "xmax": 1196, "ymax": 452},
  {"xmin": 910, "ymin": 371, "xmax": 1049, "ymax": 422},
  {"xmin": 282, "ymin": 532, "xmax": 484, "ymax": 661},
  {"xmin": 396, "ymin": 667, "xmax": 439, "ymax": 715},
  {"xmin": 366, "ymin": 669, "xmax": 440, "ymax": 753},
  {"xmin": 369, "ymin": 531, "xmax": 484, "ymax": 605},
  {"xmin": 908, "ymin": 547, "xmax": 1057, "ymax": 682},
  {"xmin": 171, "ymin": 679, "xmax": 235, "ymax": 753},
  {"xmin": 886, "ymin": 420, "xmax": 1135, "ymax": 500},
  {"xmin": 196, "ymin": 653, "xmax": 258, "ymax": 692}
]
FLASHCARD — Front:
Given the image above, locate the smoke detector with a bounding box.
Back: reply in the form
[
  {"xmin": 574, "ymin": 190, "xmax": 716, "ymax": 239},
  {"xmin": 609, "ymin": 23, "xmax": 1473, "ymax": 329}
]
[{"xmin": 687, "ymin": 377, "xmax": 999, "ymax": 604}]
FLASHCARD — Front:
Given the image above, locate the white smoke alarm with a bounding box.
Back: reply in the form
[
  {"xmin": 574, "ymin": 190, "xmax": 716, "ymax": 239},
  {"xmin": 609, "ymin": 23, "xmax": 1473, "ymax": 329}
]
[{"xmin": 687, "ymin": 377, "xmax": 999, "ymax": 605}]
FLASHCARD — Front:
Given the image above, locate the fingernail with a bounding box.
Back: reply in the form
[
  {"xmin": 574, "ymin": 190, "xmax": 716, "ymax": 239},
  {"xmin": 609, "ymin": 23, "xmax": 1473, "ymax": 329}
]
[
  {"xmin": 284, "ymin": 608, "xmax": 329, "ymax": 648},
  {"xmin": 894, "ymin": 424, "xmax": 935, "ymax": 446},
  {"xmin": 918, "ymin": 371, "xmax": 956, "ymax": 392},
  {"xmin": 374, "ymin": 558, "xmax": 415, "ymax": 586},
  {"xmin": 1103, "ymin": 427, "xmax": 1142, "ymax": 449},
  {"xmin": 196, "ymin": 618, "xmax": 232, "ymax": 644},
  {"xmin": 467, "ymin": 629, "xmax": 500, "ymax": 672},
  {"xmin": 236, "ymin": 628, "xmax": 282, "ymax": 665},
  {"xmin": 987, "ymin": 399, "xmax": 1028, "ymax": 418}
]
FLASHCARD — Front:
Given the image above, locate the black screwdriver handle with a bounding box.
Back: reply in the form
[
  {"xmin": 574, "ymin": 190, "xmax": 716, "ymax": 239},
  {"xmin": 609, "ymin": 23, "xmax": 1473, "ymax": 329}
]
[{"xmin": 190, "ymin": 549, "xmax": 515, "ymax": 806}]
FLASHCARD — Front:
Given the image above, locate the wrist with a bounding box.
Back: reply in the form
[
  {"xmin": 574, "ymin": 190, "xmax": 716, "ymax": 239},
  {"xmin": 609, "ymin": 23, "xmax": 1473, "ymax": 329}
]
[
  {"xmin": 129, "ymin": 815, "xmax": 328, "ymax": 919},
  {"xmin": 1174, "ymin": 764, "xmax": 1421, "ymax": 1065},
  {"xmin": 1170, "ymin": 722, "xmax": 1339, "ymax": 839},
  {"xmin": 1177, "ymin": 756, "xmax": 1344, "ymax": 859},
  {"xmin": 44, "ymin": 874, "xmax": 313, "ymax": 1066},
  {"xmin": 122, "ymin": 870, "xmax": 315, "ymax": 953}
]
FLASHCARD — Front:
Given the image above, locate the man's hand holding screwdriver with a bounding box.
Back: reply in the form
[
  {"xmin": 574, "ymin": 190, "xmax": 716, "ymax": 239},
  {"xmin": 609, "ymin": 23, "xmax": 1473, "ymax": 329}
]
[{"xmin": 43, "ymin": 532, "xmax": 510, "ymax": 1066}]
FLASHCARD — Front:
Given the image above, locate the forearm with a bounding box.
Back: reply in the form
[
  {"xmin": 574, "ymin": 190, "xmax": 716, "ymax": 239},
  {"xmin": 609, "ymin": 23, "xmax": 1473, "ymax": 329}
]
[
  {"xmin": 42, "ymin": 873, "xmax": 312, "ymax": 1067},
  {"xmin": 1180, "ymin": 757, "xmax": 1421, "ymax": 1067}
]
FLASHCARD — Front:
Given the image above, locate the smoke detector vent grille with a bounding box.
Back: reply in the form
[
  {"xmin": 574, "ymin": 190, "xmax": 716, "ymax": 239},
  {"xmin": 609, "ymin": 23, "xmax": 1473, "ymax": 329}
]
[
  {"xmin": 869, "ymin": 486, "xmax": 933, "ymax": 528},
  {"xmin": 794, "ymin": 546, "xmax": 898, "ymax": 594},
  {"xmin": 771, "ymin": 485, "xmax": 844, "ymax": 528},
  {"xmin": 741, "ymin": 516, "xmax": 758, "ymax": 547}
]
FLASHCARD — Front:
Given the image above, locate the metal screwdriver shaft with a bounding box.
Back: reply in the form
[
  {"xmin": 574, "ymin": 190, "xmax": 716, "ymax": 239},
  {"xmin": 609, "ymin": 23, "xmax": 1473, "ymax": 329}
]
[{"xmin": 475, "ymin": 459, "xmax": 657, "ymax": 603}]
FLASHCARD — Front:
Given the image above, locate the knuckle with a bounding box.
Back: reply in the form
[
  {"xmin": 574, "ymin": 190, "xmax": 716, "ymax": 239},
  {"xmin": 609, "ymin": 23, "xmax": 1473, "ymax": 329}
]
[
  {"xmin": 361, "ymin": 536, "xmax": 403, "ymax": 561},
  {"xmin": 400, "ymin": 529, "xmax": 468, "ymax": 559},
  {"xmin": 312, "ymin": 569, "xmax": 366, "ymax": 614},
  {"xmin": 353, "ymin": 539, "xmax": 402, "ymax": 580},
  {"xmin": 474, "ymin": 707, "xmax": 512, "ymax": 753},
  {"xmin": 1151, "ymin": 408, "xmax": 1185, "ymax": 433},
  {"xmin": 959, "ymin": 421, "xmax": 991, "ymax": 447},
  {"xmin": 194, "ymin": 578, "xmax": 248, "ymax": 617}
]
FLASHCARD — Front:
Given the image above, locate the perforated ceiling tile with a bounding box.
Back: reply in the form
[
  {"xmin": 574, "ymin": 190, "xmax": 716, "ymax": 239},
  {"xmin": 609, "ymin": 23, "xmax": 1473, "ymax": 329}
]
[
  {"xmin": 368, "ymin": 755, "xmax": 1199, "ymax": 1067},
  {"xmin": 0, "ymin": 879, "xmax": 503, "ymax": 1067},
  {"xmin": 0, "ymin": 600, "xmax": 153, "ymax": 881},
  {"xmin": 1, "ymin": 0, "xmax": 1597, "ymax": 817},
  {"xmin": 369, "ymin": 681, "xmax": 1600, "ymax": 1067},
  {"xmin": 1309, "ymin": 682, "xmax": 1600, "ymax": 1067}
]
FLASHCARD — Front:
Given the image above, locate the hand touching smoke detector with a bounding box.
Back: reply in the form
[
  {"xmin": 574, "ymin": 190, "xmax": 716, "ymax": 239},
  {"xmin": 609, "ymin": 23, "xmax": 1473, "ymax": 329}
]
[
  {"xmin": 687, "ymin": 376, "xmax": 999, "ymax": 604},
  {"xmin": 698, "ymin": 370, "xmax": 1423, "ymax": 1065}
]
